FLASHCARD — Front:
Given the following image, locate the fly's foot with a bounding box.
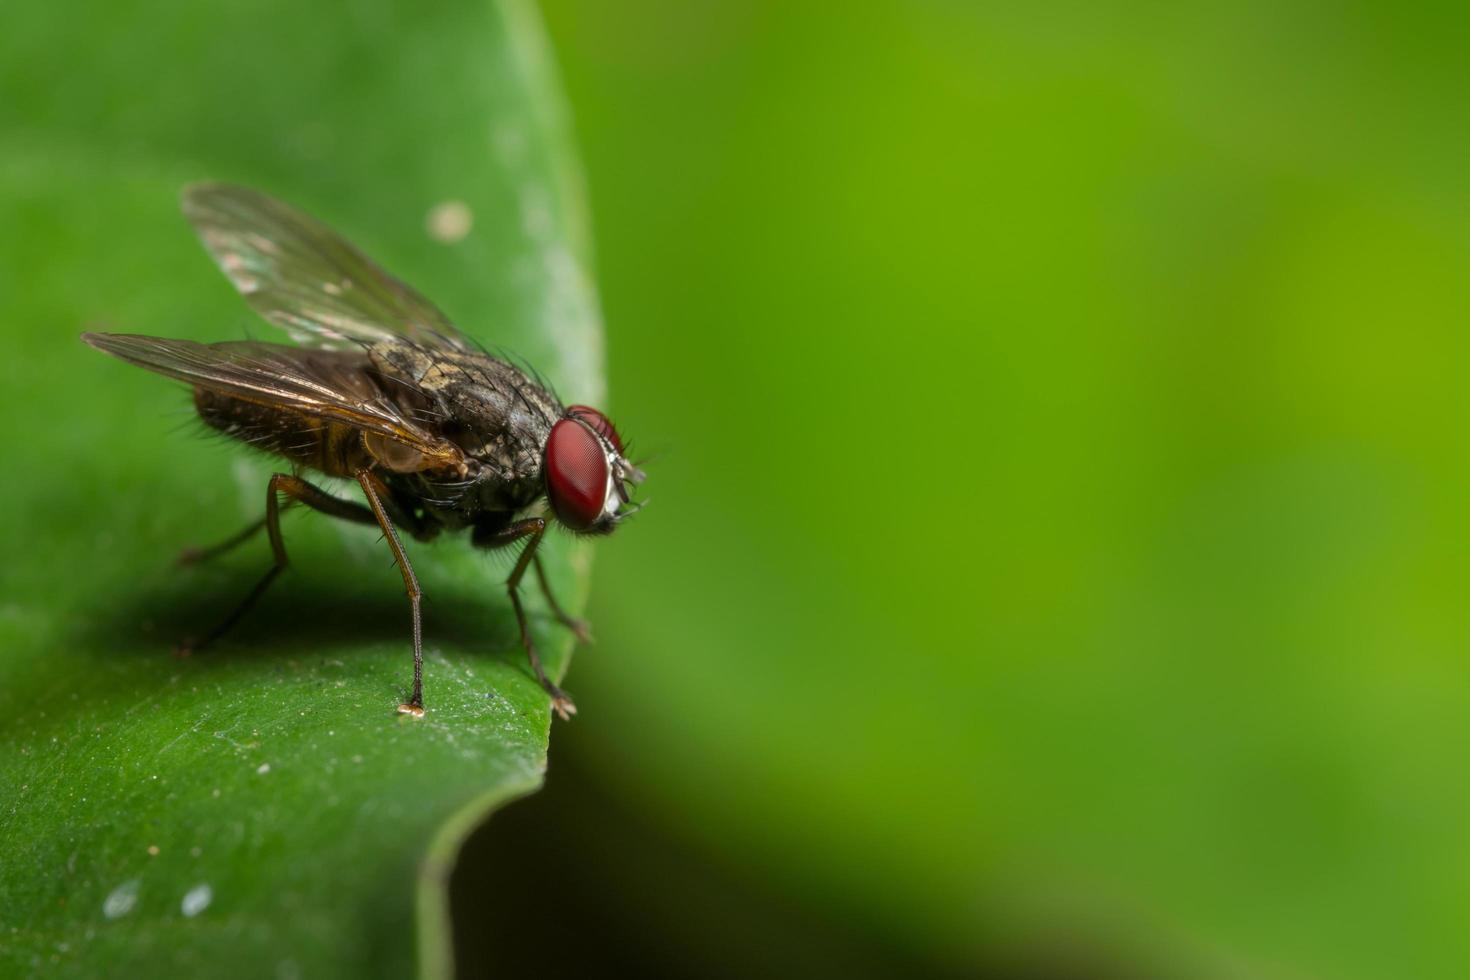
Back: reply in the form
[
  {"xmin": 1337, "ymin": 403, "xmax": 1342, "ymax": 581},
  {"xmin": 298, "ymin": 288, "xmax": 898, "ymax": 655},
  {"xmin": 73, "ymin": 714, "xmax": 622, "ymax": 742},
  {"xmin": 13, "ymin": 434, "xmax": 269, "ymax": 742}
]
[
  {"xmin": 173, "ymin": 638, "xmax": 197, "ymax": 659},
  {"xmin": 397, "ymin": 701, "xmax": 425, "ymax": 718},
  {"xmin": 562, "ymin": 616, "xmax": 594, "ymax": 645},
  {"xmin": 546, "ymin": 685, "xmax": 577, "ymax": 721}
]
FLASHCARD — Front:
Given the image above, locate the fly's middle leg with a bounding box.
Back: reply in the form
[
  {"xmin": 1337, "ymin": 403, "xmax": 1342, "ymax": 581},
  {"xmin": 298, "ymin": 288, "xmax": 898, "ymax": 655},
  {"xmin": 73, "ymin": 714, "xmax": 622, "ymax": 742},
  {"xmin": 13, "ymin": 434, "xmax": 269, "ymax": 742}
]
[{"xmin": 356, "ymin": 470, "xmax": 427, "ymax": 718}]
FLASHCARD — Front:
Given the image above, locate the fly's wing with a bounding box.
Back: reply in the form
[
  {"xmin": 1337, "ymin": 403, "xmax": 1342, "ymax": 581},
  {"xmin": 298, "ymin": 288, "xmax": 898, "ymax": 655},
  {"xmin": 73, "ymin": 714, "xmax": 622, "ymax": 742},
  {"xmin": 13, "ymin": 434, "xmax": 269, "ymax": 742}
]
[
  {"xmin": 181, "ymin": 182, "xmax": 474, "ymax": 352},
  {"xmin": 83, "ymin": 332, "xmax": 465, "ymax": 471}
]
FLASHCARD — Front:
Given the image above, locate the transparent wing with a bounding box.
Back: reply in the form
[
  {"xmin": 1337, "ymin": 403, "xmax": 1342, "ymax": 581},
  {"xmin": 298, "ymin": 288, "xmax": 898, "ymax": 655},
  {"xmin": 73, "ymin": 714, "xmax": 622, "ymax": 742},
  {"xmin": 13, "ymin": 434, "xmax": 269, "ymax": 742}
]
[
  {"xmin": 181, "ymin": 182, "xmax": 473, "ymax": 352},
  {"xmin": 83, "ymin": 332, "xmax": 465, "ymax": 469}
]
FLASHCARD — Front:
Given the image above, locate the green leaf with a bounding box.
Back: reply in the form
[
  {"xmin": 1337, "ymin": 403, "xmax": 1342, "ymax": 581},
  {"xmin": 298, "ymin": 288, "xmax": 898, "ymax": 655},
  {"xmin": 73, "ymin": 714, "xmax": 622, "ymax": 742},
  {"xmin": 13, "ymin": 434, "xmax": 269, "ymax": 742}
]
[{"xmin": 0, "ymin": 1, "xmax": 600, "ymax": 975}]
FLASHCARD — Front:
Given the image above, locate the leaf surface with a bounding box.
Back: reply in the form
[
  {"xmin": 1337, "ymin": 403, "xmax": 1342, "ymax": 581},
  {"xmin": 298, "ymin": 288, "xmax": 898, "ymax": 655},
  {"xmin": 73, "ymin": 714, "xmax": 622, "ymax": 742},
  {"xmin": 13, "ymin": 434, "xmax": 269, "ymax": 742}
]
[{"xmin": 0, "ymin": 1, "xmax": 600, "ymax": 975}]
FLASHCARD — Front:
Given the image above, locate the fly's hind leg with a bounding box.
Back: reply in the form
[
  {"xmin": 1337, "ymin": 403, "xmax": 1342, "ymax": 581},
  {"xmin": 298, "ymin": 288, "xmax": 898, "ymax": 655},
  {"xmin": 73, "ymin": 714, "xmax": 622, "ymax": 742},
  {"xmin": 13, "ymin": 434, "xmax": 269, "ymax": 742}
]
[
  {"xmin": 176, "ymin": 473, "xmax": 378, "ymax": 656},
  {"xmin": 475, "ymin": 518, "xmax": 576, "ymax": 720},
  {"xmin": 176, "ymin": 515, "xmax": 270, "ymax": 567}
]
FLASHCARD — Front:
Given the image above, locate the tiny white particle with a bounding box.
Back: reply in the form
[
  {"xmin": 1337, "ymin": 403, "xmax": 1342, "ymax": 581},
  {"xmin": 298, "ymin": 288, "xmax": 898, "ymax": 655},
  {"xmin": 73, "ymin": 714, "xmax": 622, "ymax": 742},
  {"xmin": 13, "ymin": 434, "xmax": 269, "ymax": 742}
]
[
  {"xmin": 256, "ymin": 763, "xmax": 270, "ymax": 775},
  {"xmin": 211, "ymin": 788, "xmax": 221, "ymax": 798},
  {"xmin": 147, "ymin": 845, "xmax": 159, "ymax": 857},
  {"xmin": 189, "ymin": 846, "xmax": 202, "ymax": 858},
  {"xmin": 103, "ymin": 880, "xmax": 140, "ymax": 919},
  {"xmin": 426, "ymin": 200, "xmax": 473, "ymax": 244},
  {"xmin": 181, "ymin": 884, "xmax": 213, "ymax": 918}
]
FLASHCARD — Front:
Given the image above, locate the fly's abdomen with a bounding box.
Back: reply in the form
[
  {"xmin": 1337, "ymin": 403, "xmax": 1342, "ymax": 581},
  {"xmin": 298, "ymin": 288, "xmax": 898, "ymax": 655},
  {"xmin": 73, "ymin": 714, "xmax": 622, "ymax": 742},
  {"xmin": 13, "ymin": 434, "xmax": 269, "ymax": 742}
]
[{"xmin": 194, "ymin": 389, "xmax": 369, "ymax": 477}]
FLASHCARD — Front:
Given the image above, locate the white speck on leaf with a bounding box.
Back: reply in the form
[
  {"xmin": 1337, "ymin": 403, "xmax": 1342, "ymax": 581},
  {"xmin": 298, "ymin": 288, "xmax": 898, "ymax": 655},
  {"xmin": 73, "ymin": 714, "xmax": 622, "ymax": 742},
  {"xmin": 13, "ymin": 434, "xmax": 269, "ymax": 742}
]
[
  {"xmin": 181, "ymin": 884, "xmax": 213, "ymax": 918},
  {"xmin": 103, "ymin": 880, "xmax": 140, "ymax": 919},
  {"xmin": 426, "ymin": 200, "xmax": 473, "ymax": 243},
  {"xmin": 256, "ymin": 763, "xmax": 270, "ymax": 775},
  {"xmin": 147, "ymin": 845, "xmax": 159, "ymax": 857}
]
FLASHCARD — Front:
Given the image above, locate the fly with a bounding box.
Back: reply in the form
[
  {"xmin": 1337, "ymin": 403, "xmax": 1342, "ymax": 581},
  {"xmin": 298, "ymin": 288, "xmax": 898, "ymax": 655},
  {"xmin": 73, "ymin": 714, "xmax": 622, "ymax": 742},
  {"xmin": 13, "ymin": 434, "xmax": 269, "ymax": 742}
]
[{"xmin": 83, "ymin": 183, "xmax": 644, "ymax": 720}]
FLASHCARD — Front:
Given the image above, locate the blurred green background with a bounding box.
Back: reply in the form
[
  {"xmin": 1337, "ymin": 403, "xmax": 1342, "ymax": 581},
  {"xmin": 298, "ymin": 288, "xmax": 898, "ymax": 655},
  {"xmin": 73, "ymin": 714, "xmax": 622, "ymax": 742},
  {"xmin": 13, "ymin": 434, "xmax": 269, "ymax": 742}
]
[
  {"xmin": 477, "ymin": 1, "xmax": 1470, "ymax": 978},
  {"xmin": 6, "ymin": 0, "xmax": 1470, "ymax": 976}
]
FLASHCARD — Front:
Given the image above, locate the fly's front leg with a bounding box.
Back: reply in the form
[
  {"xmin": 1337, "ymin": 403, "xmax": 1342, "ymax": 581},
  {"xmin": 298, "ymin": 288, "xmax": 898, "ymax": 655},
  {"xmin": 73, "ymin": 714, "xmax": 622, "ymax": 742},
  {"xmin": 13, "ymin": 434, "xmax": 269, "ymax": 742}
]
[
  {"xmin": 476, "ymin": 518, "xmax": 576, "ymax": 720},
  {"xmin": 356, "ymin": 470, "xmax": 427, "ymax": 718},
  {"xmin": 178, "ymin": 473, "xmax": 377, "ymax": 656},
  {"xmin": 533, "ymin": 553, "xmax": 593, "ymax": 644}
]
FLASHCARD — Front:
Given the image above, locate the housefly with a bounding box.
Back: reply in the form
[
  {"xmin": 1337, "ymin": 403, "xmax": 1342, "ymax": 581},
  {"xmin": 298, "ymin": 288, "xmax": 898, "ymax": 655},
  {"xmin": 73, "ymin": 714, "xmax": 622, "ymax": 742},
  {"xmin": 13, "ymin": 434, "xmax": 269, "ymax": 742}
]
[{"xmin": 84, "ymin": 184, "xmax": 643, "ymax": 720}]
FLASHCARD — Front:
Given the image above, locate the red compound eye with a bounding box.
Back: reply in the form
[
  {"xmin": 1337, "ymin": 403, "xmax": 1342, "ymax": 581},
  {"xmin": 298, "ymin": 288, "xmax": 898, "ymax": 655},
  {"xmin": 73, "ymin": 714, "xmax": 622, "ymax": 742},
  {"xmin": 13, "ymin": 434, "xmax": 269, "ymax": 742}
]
[
  {"xmin": 567, "ymin": 405, "xmax": 623, "ymax": 454},
  {"xmin": 545, "ymin": 418, "xmax": 609, "ymax": 530}
]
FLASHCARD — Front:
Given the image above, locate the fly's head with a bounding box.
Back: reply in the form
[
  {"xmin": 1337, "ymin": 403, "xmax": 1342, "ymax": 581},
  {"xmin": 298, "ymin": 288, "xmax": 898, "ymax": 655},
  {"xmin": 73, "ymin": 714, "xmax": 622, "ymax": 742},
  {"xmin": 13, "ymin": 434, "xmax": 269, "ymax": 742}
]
[{"xmin": 543, "ymin": 405, "xmax": 645, "ymax": 535}]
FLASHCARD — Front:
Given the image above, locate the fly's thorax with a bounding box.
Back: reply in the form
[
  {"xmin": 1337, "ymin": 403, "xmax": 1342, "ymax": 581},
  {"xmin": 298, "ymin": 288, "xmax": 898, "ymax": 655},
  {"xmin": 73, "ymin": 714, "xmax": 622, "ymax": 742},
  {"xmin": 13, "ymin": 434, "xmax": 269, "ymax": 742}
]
[
  {"xmin": 404, "ymin": 459, "xmax": 545, "ymax": 528},
  {"xmin": 466, "ymin": 456, "xmax": 547, "ymax": 514},
  {"xmin": 368, "ymin": 342, "xmax": 560, "ymax": 473}
]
